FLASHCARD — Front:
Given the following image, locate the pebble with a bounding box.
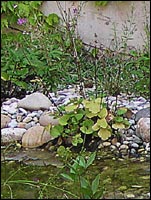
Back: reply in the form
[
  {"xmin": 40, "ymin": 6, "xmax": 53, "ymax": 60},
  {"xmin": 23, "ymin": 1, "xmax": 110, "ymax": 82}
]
[
  {"xmin": 130, "ymin": 148, "xmax": 136, "ymax": 154},
  {"xmin": 1, "ymin": 88, "xmax": 150, "ymax": 159},
  {"xmin": 103, "ymin": 142, "xmax": 111, "ymax": 147},
  {"xmin": 126, "ymin": 193, "xmax": 135, "ymax": 198},
  {"xmin": 131, "ymin": 142, "xmax": 139, "ymax": 149}
]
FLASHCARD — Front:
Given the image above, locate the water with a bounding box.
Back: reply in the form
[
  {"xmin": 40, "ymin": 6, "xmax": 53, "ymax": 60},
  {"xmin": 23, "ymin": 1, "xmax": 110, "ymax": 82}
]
[{"xmin": 1, "ymin": 149, "xmax": 150, "ymax": 199}]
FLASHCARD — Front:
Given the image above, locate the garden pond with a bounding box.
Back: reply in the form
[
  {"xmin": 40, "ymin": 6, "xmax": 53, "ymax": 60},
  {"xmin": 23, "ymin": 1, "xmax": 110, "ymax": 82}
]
[{"xmin": 1, "ymin": 147, "xmax": 150, "ymax": 199}]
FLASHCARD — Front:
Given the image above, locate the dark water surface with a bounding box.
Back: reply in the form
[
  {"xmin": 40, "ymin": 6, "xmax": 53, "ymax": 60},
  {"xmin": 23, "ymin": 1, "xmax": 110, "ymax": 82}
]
[{"xmin": 1, "ymin": 148, "xmax": 150, "ymax": 199}]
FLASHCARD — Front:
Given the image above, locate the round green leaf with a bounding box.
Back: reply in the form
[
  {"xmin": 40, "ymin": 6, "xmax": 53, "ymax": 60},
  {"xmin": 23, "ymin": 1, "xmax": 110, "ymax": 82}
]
[
  {"xmin": 92, "ymin": 123, "xmax": 100, "ymax": 131},
  {"xmin": 65, "ymin": 104, "xmax": 78, "ymax": 112},
  {"xmin": 98, "ymin": 128, "xmax": 111, "ymax": 140},
  {"xmin": 75, "ymin": 113, "xmax": 83, "ymax": 121},
  {"xmin": 117, "ymin": 107, "xmax": 127, "ymax": 115},
  {"xmin": 59, "ymin": 115, "xmax": 70, "ymax": 125},
  {"xmin": 50, "ymin": 125, "xmax": 63, "ymax": 138},
  {"xmin": 112, "ymin": 123, "xmax": 125, "ymax": 129},
  {"xmin": 98, "ymin": 108, "xmax": 108, "ymax": 118},
  {"xmin": 114, "ymin": 116, "xmax": 124, "ymax": 123}
]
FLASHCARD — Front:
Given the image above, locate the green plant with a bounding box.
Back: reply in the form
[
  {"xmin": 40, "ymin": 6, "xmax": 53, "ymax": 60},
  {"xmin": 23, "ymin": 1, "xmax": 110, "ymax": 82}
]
[
  {"xmin": 95, "ymin": 1, "xmax": 108, "ymax": 6},
  {"xmin": 49, "ymin": 97, "xmax": 130, "ymax": 150},
  {"xmin": 61, "ymin": 151, "xmax": 104, "ymax": 199},
  {"xmin": 90, "ymin": 3, "xmax": 150, "ymax": 99},
  {"xmin": 1, "ymin": 1, "xmax": 91, "ymax": 98}
]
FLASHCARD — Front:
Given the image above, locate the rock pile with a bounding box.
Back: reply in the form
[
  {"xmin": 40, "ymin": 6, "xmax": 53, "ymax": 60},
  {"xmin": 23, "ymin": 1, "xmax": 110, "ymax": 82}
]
[{"xmin": 1, "ymin": 88, "xmax": 150, "ymax": 158}]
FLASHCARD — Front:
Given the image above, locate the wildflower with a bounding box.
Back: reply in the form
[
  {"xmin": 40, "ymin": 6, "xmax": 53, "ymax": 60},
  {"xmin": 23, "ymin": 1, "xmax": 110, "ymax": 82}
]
[
  {"xmin": 73, "ymin": 7, "xmax": 78, "ymax": 14},
  {"xmin": 17, "ymin": 18, "xmax": 27, "ymax": 25}
]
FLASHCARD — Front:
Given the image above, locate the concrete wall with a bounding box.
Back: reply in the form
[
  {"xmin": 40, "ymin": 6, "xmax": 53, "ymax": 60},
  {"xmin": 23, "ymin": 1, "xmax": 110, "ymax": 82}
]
[{"xmin": 40, "ymin": 1, "xmax": 150, "ymax": 50}]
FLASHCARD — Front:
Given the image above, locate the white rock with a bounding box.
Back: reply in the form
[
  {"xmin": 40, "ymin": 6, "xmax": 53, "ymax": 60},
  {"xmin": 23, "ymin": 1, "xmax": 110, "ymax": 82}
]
[
  {"xmin": 17, "ymin": 92, "xmax": 52, "ymax": 111},
  {"xmin": 23, "ymin": 116, "xmax": 33, "ymax": 123},
  {"xmin": 8, "ymin": 119, "xmax": 18, "ymax": 128},
  {"xmin": 18, "ymin": 108, "xmax": 28, "ymax": 115},
  {"xmin": 1, "ymin": 128, "xmax": 26, "ymax": 144}
]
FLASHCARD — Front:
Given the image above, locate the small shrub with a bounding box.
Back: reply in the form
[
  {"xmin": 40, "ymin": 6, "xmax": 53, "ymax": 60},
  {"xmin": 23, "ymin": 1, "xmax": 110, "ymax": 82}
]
[{"xmin": 49, "ymin": 97, "xmax": 130, "ymax": 150}]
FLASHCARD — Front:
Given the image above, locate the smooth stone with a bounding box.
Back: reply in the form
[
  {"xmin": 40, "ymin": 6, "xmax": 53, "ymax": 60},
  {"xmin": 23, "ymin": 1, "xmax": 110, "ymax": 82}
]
[
  {"xmin": 102, "ymin": 142, "xmax": 111, "ymax": 147},
  {"xmin": 18, "ymin": 108, "xmax": 28, "ymax": 115},
  {"xmin": 131, "ymin": 143, "xmax": 139, "ymax": 149},
  {"xmin": 130, "ymin": 148, "xmax": 136, "ymax": 154},
  {"xmin": 110, "ymin": 145, "xmax": 117, "ymax": 151},
  {"xmin": 127, "ymin": 129, "xmax": 134, "ymax": 136},
  {"xmin": 123, "ymin": 141, "xmax": 129, "ymax": 145},
  {"xmin": 115, "ymin": 142, "xmax": 121, "ymax": 148},
  {"xmin": 8, "ymin": 119, "xmax": 18, "ymax": 128},
  {"xmin": 119, "ymin": 144, "xmax": 129, "ymax": 150},
  {"xmin": 27, "ymin": 112, "xmax": 38, "ymax": 118},
  {"xmin": 11, "ymin": 114, "xmax": 17, "ymax": 119},
  {"xmin": 129, "ymin": 119, "xmax": 135, "ymax": 125},
  {"xmin": 126, "ymin": 136, "xmax": 133, "ymax": 141},
  {"xmin": 1, "ymin": 114, "xmax": 11, "ymax": 128},
  {"xmin": 135, "ymin": 107, "xmax": 150, "ymax": 122},
  {"xmin": 136, "ymin": 118, "xmax": 150, "ymax": 142},
  {"xmin": 22, "ymin": 125, "xmax": 54, "ymax": 148},
  {"xmin": 8, "ymin": 108, "xmax": 17, "ymax": 115},
  {"xmin": 126, "ymin": 194, "xmax": 135, "ymax": 198},
  {"xmin": 2, "ymin": 105, "xmax": 11, "ymax": 112},
  {"xmin": 25, "ymin": 122, "xmax": 33, "ymax": 130},
  {"xmin": 23, "ymin": 116, "xmax": 33, "ymax": 123},
  {"xmin": 39, "ymin": 113, "xmax": 59, "ymax": 126},
  {"xmin": 33, "ymin": 117, "xmax": 38, "ymax": 123},
  {"xmin": 17, "ymin": 92, "xmax": 52, "ymax": 111},
  {"xmin": 1, "ymin": 128, "xmax": 26, "ymax": 144},
  {"xmin": 132, "ymin": 135, "xmax": 142, "ymax": 144}
]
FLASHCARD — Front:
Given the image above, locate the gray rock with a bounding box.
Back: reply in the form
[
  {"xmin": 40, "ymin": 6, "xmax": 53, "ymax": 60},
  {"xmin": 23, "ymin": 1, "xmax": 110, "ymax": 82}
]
[
  {"xmin": 27, "ymin": 112, "xmax": 38, "ymax": 118},
  {"xmin": 135, "ymin": 107, "xmax": 150, "ymax": 122},
  {"xmin": 132, "ymin": 135, "xmax": 142, "ymax": 144},
  {"xmin": 127, "ymin": 129, "xmax": 134, "ymax": 136},
  {"xmin": 102, "ymin": 141, "xmax": 111, "ymax": 147},
  {"xmin": 119, "ymin": 144, "xmax": 129, "ymax": 150},
  {"xmin": 23, "ymin": 116, "xmax": 33, "ymax": 123},
  {"xmin": 131, "ymin": 142, "xmax": 139, "ymax": 149},
  {"xmin": 136, "ymin": 118, "xmax": 150, "ymax": 142},
  {"xmin": 25, "ymin": 122, "xmax": 33, "ymax": 129},
  {"xmin": 39, "ymin": 113, "xmax": 59, "ymax": 126},
  {"xmin": 1, "ymin": 128, "xmax": 26, "ymax": 144},
  {"xmin": 18, "ymin": 108, "xmax": 28, "ymax": 115},
  {"xmin": 130, "ymin": 148, "xmax": 136, "ymax": 154},
  {"xmin": 8, "ymin": 119, "xmax": 18, "ymax": 128},
  {"xmin": 17, "ymin": 92, "xmax": 52, "ymax": 111}
]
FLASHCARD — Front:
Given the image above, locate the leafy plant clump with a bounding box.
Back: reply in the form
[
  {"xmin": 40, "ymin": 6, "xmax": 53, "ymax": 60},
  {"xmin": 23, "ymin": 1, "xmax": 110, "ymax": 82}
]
[
  {"xmin": 49, "ymin": 97, "xmax": 130, "ymax": 150},
  {"xmin": 61, "ymin": 151, "xmax": 104, "ymax": 199}
]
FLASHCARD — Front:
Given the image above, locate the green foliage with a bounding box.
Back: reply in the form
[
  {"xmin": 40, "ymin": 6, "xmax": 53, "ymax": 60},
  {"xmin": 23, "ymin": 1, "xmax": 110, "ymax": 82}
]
[
  {"xmin": 61, "ymin": 151, "xmax": 104, "ymax": 199},
  {"xmin": 49, "ymin": 98, "xmax": 130, "ymax": 148},
  {"xmin": 95, "ymin": 1, "xmax": 108, "ymax": 6},
  {"xmin": 1, "ymin": 1, "xmax": 91, "ymax": 96},
  {"xmin": 2, "ymin": 1, "xmax": 150, "ymax": 101},
  {"xmin": 1, "ymin": 1, "xmax": 43, "ymax": 29}
]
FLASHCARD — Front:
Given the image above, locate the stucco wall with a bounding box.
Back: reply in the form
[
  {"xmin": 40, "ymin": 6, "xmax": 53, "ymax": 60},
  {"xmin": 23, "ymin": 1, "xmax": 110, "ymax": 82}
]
[{"xmin": 41, "ymin": 1, "xmax": 150, "ymax": 50}]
